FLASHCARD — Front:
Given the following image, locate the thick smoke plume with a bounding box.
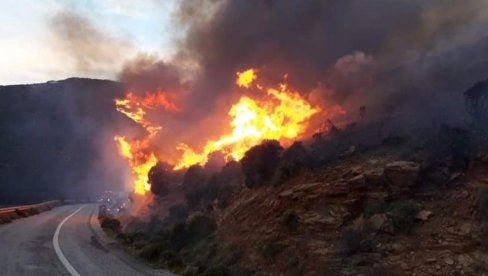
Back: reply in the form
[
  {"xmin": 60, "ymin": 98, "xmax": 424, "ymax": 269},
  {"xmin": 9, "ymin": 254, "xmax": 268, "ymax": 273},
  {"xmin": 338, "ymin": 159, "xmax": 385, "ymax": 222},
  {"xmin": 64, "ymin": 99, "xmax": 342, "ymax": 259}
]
[
  {"xmin": 49, "ymin": 9, "xmax": 133, "ymax": 77},
  {"xmin": 117, "ymin": 0, "xmax": 488, "ymax": 166}
]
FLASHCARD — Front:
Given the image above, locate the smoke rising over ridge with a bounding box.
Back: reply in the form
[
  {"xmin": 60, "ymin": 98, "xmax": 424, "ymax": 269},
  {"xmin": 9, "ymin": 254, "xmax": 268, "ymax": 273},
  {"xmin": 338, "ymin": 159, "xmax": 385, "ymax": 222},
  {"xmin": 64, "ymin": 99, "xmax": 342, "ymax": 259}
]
[
  {"xmin": 49, "ymin": 8, "xmax": 134, "ymax": 78},
  {"xmin": 115, "ymin": 0, "xmax": 488, "ymax": 164}
]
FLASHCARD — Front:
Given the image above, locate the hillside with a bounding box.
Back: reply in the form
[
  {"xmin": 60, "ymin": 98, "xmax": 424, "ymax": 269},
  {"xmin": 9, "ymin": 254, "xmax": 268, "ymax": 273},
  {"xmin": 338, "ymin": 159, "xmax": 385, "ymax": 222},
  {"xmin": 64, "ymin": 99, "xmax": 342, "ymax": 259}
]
[
  {"xmin": 0, "ymin": 78, "xmax": 125, "ymax": 203},
  {"xmin": 97, "ymin": 78, "xmax": 488, "ymax": 275}
]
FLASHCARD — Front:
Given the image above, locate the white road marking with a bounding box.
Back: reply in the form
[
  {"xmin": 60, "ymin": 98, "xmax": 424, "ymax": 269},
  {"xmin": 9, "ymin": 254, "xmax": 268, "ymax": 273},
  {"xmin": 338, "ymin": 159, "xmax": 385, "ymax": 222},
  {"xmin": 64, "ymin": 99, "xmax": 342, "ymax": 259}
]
[{"xmin": 53, "ymin": 205, "xmax": 85, "ymax": 276}]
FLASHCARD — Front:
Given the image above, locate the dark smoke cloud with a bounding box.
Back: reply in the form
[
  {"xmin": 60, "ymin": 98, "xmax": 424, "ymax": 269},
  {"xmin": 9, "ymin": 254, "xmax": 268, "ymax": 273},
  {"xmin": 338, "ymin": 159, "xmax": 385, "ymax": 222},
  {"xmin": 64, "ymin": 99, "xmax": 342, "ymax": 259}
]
[
  {"xmin": 49, "ymin": 9, "xmax": 133, "ymax": 76},
  {"xmin": 119, "ymin": 53, "xmax": 186, "ymax": 94},
  {"xmin": 175, "ymin": 0, "xmax": 488, "ymax": 117},
  {"xmin": 119, "ymin": 0, "xmax": 488, "ymax": 158}
]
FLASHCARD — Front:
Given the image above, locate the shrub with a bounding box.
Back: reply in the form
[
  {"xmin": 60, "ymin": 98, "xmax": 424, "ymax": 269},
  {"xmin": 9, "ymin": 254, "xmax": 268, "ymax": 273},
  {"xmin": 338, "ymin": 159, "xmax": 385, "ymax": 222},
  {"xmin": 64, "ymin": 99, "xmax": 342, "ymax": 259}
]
[
  {"xmin": 364, "ymin": 203, "xmax": 388, "ymax": 218},
  {"xmin": 241, "ymin": 140, "xmax": 283, "ymax": 188},
  {"xmin": 148, "ymin": 162, "xmax": 172, "ymax": 196},
  {"xmin": 479, "ymin": 187, "xmax": 488, "ymax": 233},
  {"xmin": 139, "ymin": 243, "xmax": 166, "ymax": 262},
  {"xmin": 339, "ymin": 227, "xmax": 364, "ymax": 256},
  {"xmin": 168, "ymin": 204, "xmax": 190, "ymax": 223},
  {"xmin": 182, "ymin": 165, "xmax": 208, "ymax": 193},
  {"xmin": 388, "ymin": 201, "xmax": 419, "ymax": 233},
  {"xmin": 261, "ymin": 242, "xmax": 287, "ymax": 261},
  {"xmin": 202, "ymin": 264, "xmax": 232, "ymax": 276},
  {"xmin": 281, "ymin": 209, "xmax": 300, "ymax": 231},
  {"xmin": 364, "ymin": 200, "xmax": 419, "ymax": 233},
  {"xmin": 100, "ymin": 215, "xmax": 121, "ymax": 233},
  {"xmin": 170, "ymin": 222, "xmax": 188, "ymax": 251},
  {"xmin": 271, "ymin": 142, "xmax": 311, "ymax": 186},
  {"xmin": 186, "ymin": 213, "xmax": 217, "ymax": 243},
  {"xmin": 184, "ymin": 162, "xmax": 240, "ymax": 210}
]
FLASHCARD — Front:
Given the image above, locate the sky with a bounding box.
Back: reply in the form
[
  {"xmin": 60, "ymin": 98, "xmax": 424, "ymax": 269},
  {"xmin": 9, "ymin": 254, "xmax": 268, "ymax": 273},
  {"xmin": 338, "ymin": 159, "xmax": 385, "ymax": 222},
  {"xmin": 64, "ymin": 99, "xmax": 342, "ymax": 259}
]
[{"xmin": 0, "ymin": 0, "xmax": 177, "ymax": 85}]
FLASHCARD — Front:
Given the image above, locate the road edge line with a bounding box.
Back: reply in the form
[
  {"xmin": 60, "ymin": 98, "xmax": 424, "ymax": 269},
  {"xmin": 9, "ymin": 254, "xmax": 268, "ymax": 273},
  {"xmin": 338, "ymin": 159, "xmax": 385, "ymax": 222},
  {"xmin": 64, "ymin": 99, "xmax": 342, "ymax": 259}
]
[{"xmin": 53, "ymin": 205, "xmax": 85, "ymax": 276}]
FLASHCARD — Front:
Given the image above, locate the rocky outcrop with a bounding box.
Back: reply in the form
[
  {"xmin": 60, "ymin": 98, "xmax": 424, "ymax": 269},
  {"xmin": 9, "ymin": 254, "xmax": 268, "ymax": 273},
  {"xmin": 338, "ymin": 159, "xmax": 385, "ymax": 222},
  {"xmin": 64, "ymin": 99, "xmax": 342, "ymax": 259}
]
[{"xmin": 384, "ymin": 161, "xmax": 420, "ymax": 198}]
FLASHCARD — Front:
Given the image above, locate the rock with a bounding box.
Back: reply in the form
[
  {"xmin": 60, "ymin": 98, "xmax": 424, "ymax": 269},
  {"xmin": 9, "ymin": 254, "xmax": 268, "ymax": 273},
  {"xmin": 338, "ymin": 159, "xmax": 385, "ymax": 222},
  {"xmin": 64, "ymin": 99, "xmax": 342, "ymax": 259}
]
[
  {"xmin": 445, "ymin": 258, "xmax": 455, "ymax": 265},
  {"xmin": 450, "ymin": 172, "xmax": 464, "ymax": 181},
  {"xmin": 348, "ymin": 174, "xmax": 366, "ymax": 189},
  {"xmin": 352, "ymin": 215, "xmax": 366, "ymax": 232},
  {"xmin": 279, "ymin": 182, "xmax": 323, "ymax": 198},
  {"xmin": 294, "ymin": 182, "xmax": 323, "ymax": 192},
  {"xmin": 425, "ymin": 257, "xmax": 437, "ymax": 263},
  {"xmin": 400, "ymin": 262, "xmax": 409, "ymax": 269},
  {"xmin": 368, "ymin": 213, "xmax": 387, "ymax": 231},
  {"xmin": 457, "ymin": 254, "xmax": 472, "ymax": 267},
  {"xmin": 416, "ymin": 210, "xmax": 433, "ymax": 221},
  {"xmin": 384, "ymin": 161, "xmax": 419, "ymax": 197},
  {"xmin": 460, "ymin": 223, "xmax": 471, "ymax": 235},
  {"xmin": 364, "ymin": 168, "xmax": 385, "ymax": 187}
]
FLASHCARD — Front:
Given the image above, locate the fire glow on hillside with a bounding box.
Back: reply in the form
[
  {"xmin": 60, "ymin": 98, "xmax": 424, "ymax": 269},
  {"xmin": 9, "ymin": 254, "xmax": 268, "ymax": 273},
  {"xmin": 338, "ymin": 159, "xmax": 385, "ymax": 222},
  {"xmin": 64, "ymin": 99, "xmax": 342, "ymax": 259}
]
[{"xmin": 114, "ymin": 69, "xmax": 341, "ymax": 195}]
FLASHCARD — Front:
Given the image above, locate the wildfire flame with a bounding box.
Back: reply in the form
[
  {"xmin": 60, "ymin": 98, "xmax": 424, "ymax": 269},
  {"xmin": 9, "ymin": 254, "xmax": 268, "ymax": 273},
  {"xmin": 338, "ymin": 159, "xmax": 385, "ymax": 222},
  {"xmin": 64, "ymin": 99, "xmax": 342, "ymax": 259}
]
[
  {"xmin": 173, "ymin": 80, "xmax": 319, "ymax": 169},
  {"xmin": 114, "ymin": 90, "xmax": 179, "ymax": 195},
  {"xmin": 236, "ymin": 68, "xmax": 257, "ymax": 88},
  {"xmin": 113, "ymin": 69, "xmax": 343, "ymax": 195},
  {"xmin": 114, "ymin": 136, "xmax": 157, "ymax": 195},
  {"xmin": 115, "ymin": 91, "xmax": 178, "ymax": 137}
]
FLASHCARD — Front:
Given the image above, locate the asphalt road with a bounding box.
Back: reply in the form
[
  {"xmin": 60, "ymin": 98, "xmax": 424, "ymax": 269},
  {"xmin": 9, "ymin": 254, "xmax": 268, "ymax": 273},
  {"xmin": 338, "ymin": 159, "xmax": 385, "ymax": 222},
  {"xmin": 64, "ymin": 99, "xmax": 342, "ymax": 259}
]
[{"xmin": 0, "ymin": 204, "xmax": 172, "ymax": 276}]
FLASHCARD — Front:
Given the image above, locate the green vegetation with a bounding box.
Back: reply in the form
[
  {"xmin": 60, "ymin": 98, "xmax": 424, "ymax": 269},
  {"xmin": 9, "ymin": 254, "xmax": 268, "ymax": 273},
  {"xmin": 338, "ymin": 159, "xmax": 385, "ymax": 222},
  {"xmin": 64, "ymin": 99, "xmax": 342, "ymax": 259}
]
[{"xmin": 261, "ymin": 242, "xmax": 287, "ymax": 261}]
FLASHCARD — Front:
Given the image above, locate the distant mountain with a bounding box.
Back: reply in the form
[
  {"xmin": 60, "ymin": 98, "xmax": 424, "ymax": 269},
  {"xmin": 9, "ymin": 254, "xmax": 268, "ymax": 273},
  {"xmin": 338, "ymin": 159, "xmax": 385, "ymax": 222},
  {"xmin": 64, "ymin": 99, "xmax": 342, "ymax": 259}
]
[{"xmin": 0, "ymin": 78, "xmax": 127, "ymax": 204}]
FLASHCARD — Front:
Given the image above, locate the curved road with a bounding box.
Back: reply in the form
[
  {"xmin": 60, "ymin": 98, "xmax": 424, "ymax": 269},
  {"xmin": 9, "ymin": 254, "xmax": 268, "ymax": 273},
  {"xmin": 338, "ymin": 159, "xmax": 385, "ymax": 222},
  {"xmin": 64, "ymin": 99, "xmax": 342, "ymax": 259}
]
[{"xmin": 0, "ymin": 204, "xmax": 172, "ymax": 276}]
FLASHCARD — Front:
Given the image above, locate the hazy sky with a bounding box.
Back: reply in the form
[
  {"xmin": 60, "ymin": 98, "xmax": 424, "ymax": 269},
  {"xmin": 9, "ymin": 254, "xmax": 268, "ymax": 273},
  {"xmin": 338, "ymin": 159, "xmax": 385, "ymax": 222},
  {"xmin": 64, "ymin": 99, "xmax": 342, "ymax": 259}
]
[{"xmin": 0, "ymin": 0, "xmax": 177, "ymax": 85}]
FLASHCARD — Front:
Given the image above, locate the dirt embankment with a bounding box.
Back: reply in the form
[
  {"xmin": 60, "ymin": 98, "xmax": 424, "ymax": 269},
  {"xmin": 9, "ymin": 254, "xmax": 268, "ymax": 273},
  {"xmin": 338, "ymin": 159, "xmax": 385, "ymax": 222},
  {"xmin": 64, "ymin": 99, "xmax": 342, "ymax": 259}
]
[{"xmin": 217, "ymin": 148, "xmax": 488, "ymax": 275}]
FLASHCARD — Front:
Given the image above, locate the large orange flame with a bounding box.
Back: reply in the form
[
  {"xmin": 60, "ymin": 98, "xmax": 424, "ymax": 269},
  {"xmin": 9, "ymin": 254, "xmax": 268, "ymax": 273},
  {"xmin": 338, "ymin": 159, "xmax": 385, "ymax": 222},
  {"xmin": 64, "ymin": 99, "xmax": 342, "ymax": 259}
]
[
  {"xmin": 173, "ymin": 79, "xmax": 319, "ymax": 169},
  {"xmin": 114, "ymin": 136, "xmax": 157, "ymax": 195},
  {"xmin": 113, "ymin": 69, "xmax": 344, "ymax": 195},
  {"xmin": 114, "ymin": 90, "xmax": 179, "ymax": 195}
]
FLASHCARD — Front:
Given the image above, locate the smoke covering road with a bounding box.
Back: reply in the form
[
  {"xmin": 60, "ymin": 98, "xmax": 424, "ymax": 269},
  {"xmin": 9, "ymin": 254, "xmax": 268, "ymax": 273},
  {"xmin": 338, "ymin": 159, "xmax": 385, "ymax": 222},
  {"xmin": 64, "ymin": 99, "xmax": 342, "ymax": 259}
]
[{"xmin": 0, "ymin": 204, "xmax": 172, "ymax": 276}]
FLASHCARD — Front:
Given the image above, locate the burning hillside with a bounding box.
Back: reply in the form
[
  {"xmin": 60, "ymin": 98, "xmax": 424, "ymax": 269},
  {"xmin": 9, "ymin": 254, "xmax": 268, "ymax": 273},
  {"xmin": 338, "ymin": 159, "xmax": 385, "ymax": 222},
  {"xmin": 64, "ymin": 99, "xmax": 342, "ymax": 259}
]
[
  {"xmin": 114, "ymin": 69, "xmax": 343, "ymax": 195},
  {"xmin": 85, "ymin": 0, "xmax": 488, "ymax": 275}
]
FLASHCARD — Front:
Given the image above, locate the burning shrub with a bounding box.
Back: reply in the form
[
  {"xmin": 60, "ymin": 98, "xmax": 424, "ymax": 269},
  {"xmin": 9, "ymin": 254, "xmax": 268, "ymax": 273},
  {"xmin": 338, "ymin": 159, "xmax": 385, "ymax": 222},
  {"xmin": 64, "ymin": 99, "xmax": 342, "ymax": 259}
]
[{"xmin": 241, "ymin": 140, "xmax": 283, "ymax": 188}]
